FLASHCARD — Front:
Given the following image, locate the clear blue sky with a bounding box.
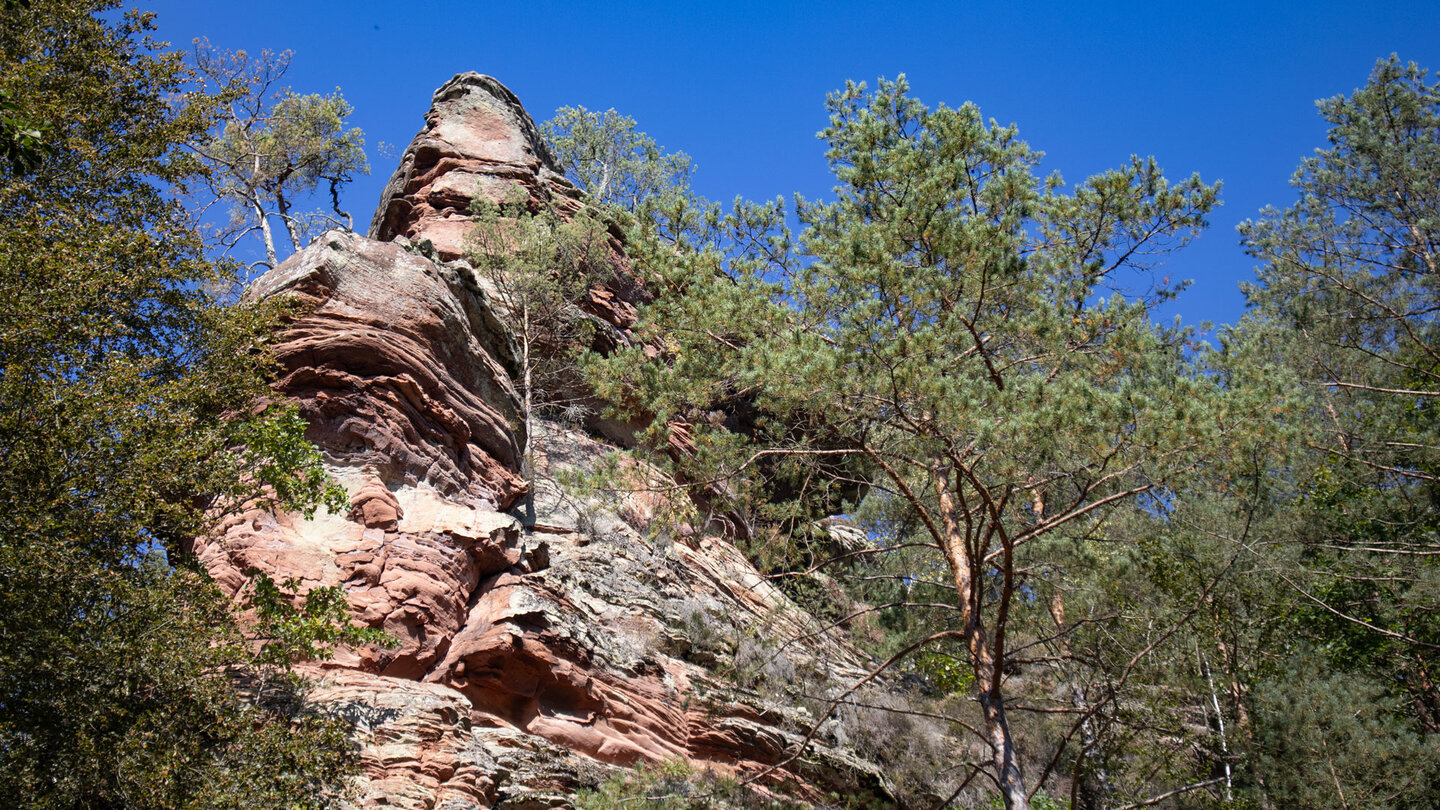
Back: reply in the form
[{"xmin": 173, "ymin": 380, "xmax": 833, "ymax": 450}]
[{"xmin": 145, "ymin": 0, "xmax": 1440, "ymax": 331}]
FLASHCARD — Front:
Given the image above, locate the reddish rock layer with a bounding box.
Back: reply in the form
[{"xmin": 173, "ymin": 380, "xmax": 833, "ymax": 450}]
[
  {"xmin": 251, "ymin": 231, "xmax": 527, "ymax": 509},
  {"xmin": 368, "ymin": 72, "xmax": 581, "ymax": 262},
  {"xmin": 365, "ymin": 72, "xmax": 644, "ymax": 353}
]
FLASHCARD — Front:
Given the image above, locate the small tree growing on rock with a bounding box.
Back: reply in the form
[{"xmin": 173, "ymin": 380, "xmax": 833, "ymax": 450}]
[
  {"xmin": 190, "ymin": 40, "xmax": 369, "ymax": 273},
  {"xmin": 467, "ymin": 187, "xmax": 621, "ymax": 471}
]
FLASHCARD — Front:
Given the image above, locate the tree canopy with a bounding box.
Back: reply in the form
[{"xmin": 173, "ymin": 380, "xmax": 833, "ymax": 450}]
[
  {"xmin": 1216, "ymin": 55, "xmax": 1440, "ymax": 808},
  {"xmin": 0, "ymin": 2, "xmax": 368, "ymax": 806},
  {"xmin": 586, "ymin": 75, "xmax": 1243, "ymax": 809},
  {"xmin": 190, "ymin": 40, "xmax": 369, "ymax": 272},
  {"xmin": 567, "ymin": 60, "xmax": 1440, "ymax": 809},
  {"xmin": 543, "ymin": 105, "xmax": 694, "ymax": 212}
]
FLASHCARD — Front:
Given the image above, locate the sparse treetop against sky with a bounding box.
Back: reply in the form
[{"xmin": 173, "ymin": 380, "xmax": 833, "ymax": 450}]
[{"xmin": 147, "ymin": 0, "xmax": 1440, "ymax": 330}]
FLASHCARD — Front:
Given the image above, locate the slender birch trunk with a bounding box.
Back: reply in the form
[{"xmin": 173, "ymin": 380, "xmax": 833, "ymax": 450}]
[
  {"xmin": 252, "ymin": 193, "xmax": 277, "ymax": 268},
  {"xmin": 249, "ymin": 153, "xmax": 278, "ymax": 268},
  {"xmin": 521, "ymin": 303, "xmax": 534, "ymax": 477},
  {"xmin": 1200, "ymin": 650, "xmax": 1234, "ymax": 802}
]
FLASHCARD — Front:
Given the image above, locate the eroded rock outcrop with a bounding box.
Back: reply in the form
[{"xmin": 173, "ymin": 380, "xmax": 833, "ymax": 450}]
[
  {"xmin": 254, "ymin": 232, "xmax": 527, "ymax": 508},
  {"xmin": 368, "ymin": 72, "xmax": 580, "ymax": 262},
  {"xmin": 367, "ymin": 71, "xmax": 645, "ymax": 437},
  {"xmin": 195, "ymin": 74, "xmax": 905, "ymax": 809}
]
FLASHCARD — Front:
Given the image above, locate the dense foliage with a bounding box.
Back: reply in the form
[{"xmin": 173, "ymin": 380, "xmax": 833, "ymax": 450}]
[
  {"xmin": 1221, "ymin": 55, "xmax": 1440, "ymax": 808},
  {"xmin": 543, "ymin": 106, "xmax": 694, "ymax": 212},
  {"xmin": 1, "ymin": 2, "xmax": 1435, "ymax": 807},
  {"xmin": 565, "ymin": 61, "xmax": 1440, "ymax": 810},
  {"xmin": 584, "ymin": 75, "xmax": 1237, "ymax": 810},
  {"xmin": 190, "ymin": 40, "xmax": 369, "ymax": 272},
  {"xmin": 0, "ymin": 2, "xmax": 366, "ymax": 807}
]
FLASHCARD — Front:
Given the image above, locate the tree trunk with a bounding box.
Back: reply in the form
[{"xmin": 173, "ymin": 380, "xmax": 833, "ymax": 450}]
[
  {"xmin": 275, "ymin": 187, "xmax": 302, "ymax": 253},
  {"xmin": 328, "ymin": 177, "xmax": 353, "ymax": 230},
  {"xmin": 594, "ymin": 161, "xmax": 611, "ymax": 203},
  {"xmin": 247, "ymin": 154, "xmax": 278, "ymax": 268},
  {"xmin": 521, "ymin": 305, "xmax": 534, "ymax": 477},
  {"xmin": 1404, "ymin": 656, "xmax": 1440, "ymax": 734},
  {"xmin": 933, "ymin": 469, "xmax": 1030, "ymax": 810},
  {"xmin": 1213, "ymin": 629, "xmax": 1271, "ymax": 810},
  {"xmin": 1051, "ymin": 592, "xmax": 1112, "ymax": 809},
  {"xmin": 252, "ymin": 192, "xmax": 277, "ymax": 269},
  {"xmin": 981, "ymin": 685, "xmax": 1029, "ymax": 809},
  {"xmin": 1200, "ymin": 651, "xmax": 1234, "ymax": 802}
]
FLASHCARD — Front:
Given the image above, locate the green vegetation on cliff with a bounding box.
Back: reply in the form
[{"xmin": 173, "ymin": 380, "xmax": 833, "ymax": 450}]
[
  {"xmin": 566, "ymin": 59, "xmax": 1440, "ymax": 810},
  {"xmin": 0, "ymin": 1, "xmax": 1436, "ymax": 807}
]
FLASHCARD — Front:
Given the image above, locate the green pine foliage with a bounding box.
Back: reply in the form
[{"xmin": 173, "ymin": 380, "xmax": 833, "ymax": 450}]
[
  {"xmin": 1203, "ymin": 55, "xmax": 1440, "ymax": 809},
  {"xmin": 190, "ymin": 40, "xmax": 369, "ymax": 270},
  {"xmin": 586, "ymin": 75, "xmax": 1235, "ymax": 810},
  {"xmin": 466, "ymin": 186, "xmax": 622, "ymax": 467},
  {"xmin": 539, "ymin": 56, "xmax": 1440, "ymax": 810}
]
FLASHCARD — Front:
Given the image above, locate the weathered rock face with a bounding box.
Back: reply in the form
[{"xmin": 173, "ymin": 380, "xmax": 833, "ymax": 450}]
[
  {"xmin": 366, "ymin": 70, "xmax": 646, "ymax": 447},
  {"xmin": 254, "ymin": 231, "xmax": 528, "ymax": 509},
  {"xmin": 197, "ymin": 74, "xmax": 905, "ymax": 809},
  {"xmin": 369, "ymin": 72, "xmax": 581, "ymax": 262}
]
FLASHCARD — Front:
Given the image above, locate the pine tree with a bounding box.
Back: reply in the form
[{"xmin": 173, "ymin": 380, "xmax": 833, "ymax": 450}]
[
  {"xmin": 466, "ymin": 189, "xmax": 621, "ymax": 471},
  {"xmin": 590, "ymin": 76, "xmax": 1233, "ymax": 810},
  {"xmin": 190, "ymin": 40, "xmax": 369, "ymax": 272},
  {"xmin": 1220, "ymin": 55, "xmax": 1440, "ymax": 808}
]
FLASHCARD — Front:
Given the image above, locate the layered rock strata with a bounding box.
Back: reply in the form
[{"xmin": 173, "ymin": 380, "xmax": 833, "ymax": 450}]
[
  {"xmin": 194, "ymin": 74, "xmax": 900, "ymax": 809},
  {"xmin": 369, "ymin": 73, "xmax": 581, "ymax": 263}
]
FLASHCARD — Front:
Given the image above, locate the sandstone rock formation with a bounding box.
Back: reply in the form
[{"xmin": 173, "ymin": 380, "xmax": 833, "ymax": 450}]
[
  {"xmin": 369, "ymin": 73, "xmax": 579, "ymax": 263},
  {"xmin": 193, "ymin": 74, "xmax": 908, "ymax": 809}
]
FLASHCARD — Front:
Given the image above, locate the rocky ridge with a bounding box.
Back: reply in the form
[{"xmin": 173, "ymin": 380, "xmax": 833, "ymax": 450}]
[{"xmin": 192, "ymin": 73, "xmax": 911, "ymax": 809}]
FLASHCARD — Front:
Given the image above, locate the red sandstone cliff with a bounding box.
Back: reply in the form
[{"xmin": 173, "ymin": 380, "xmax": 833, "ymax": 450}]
[{"xmin": 191, "ymin": 74, "xmax": 911, "ymax": 809}]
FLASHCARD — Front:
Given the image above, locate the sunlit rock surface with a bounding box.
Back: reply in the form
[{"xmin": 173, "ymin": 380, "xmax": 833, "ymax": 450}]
[{"xmin": 368, "ymin": 72, "xmax": 580, "ymax": 262}]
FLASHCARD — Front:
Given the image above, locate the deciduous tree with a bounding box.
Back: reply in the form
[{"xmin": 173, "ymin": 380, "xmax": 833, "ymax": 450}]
[{"xmin": 0, "ymin": 3, "xmax": 366, "ymax": 806}]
